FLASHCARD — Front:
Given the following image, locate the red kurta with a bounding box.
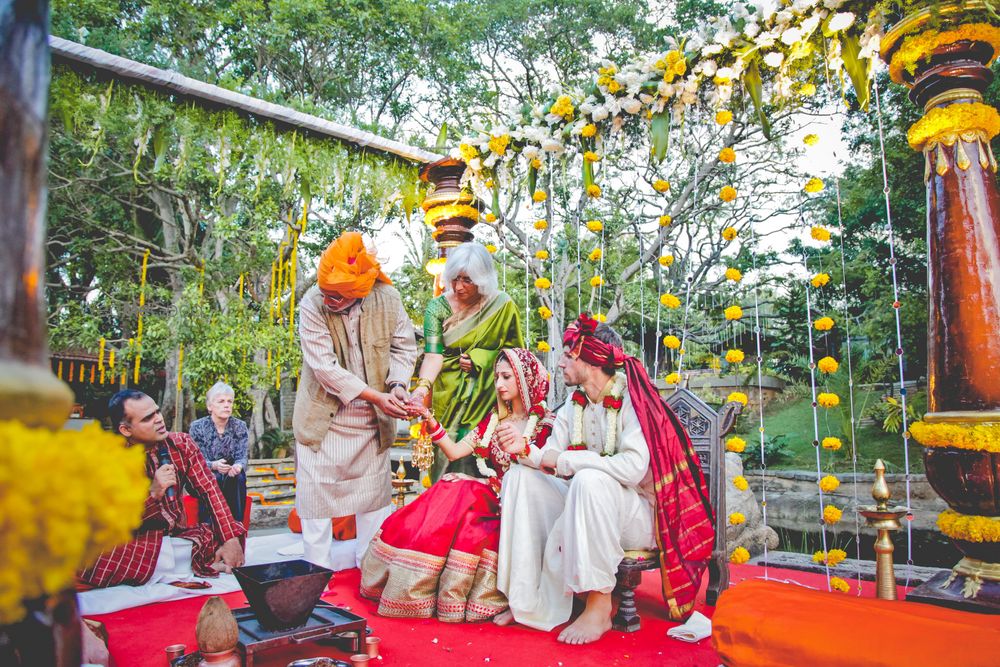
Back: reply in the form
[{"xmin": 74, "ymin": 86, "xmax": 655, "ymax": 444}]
[{"xmin": 78, "ymin": 432, "xmax": 246, "ymax": 588}]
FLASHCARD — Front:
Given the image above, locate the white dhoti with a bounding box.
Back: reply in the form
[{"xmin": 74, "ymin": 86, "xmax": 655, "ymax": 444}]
[
  {"xmin": 498, "ymin": 465, "xmax": 655, "ymax": 631},
  {"xmin": 301, "ymin": 504, "xmax": 393, "ymax": 568}
]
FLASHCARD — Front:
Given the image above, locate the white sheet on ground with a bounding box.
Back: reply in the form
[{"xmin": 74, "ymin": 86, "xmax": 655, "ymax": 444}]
[{"xmin": 79, "ymin": 532, "xmax": 357, "ymax": 616}]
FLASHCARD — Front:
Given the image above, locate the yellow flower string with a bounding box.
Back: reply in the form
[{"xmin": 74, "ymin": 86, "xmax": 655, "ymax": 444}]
[
  {"xmin": 134, "ymin": 249, "xmax": 151, "ymax": 385},
  {"xmin": 729, "ymin": 546, "xmax": 750, "ymax": 564},
  {"xmin": 907, "ymin": 102, "xmax": 1000, "ymax": 150},
  {"xmin": 733, "ymin": 475, "xmax": 749, "ymax": 491},
  {"xmin": 176, "ymin": 344, "xmax": 184, "ymax": 392},
  {"xmin": 909, "ymin": 421, "xmax": 1000, "ymax": 453},
  {"xmin": 937, "ymin": 509, "xmax": 1000, "ymax": 543},
  {"xmin": 889, "ymin": 24, "xmax": 1000, "ymax": 83}
]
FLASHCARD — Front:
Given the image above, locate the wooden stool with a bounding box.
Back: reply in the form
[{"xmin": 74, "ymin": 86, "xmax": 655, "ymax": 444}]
[{"xmin": 612, "ymin": 549, "xmax": 661, "ymax": 632}]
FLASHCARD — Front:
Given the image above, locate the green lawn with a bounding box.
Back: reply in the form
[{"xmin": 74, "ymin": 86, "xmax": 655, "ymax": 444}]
[{"xmin": 732, "ymin": 391, "xmax": 924, "ymax": 474}]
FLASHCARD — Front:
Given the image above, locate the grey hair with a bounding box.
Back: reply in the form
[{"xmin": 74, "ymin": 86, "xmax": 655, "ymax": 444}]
[
  {"xmin": 205, "ymin": 381, "xmax": 235, "ymax": 408},
  {"xmin": 443, "ymin": 242, "xmax": 499, "ymax": 300}
]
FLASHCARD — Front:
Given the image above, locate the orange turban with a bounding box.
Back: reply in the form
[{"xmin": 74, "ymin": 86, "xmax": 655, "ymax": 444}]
[{"xmin": 316, "ymin": 232, "xmax": 391, "ymax": 299}]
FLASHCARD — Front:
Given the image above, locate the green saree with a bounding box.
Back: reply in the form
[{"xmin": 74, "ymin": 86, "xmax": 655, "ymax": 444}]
[{"xmin": 424, "ymin": 292, "xmax": 523, "ymax": 480}]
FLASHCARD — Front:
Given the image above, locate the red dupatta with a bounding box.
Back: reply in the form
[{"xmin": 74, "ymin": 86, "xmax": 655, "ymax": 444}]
[{"xmin": 564, "ymin": 314, "xmax": 714, "ymax": 620}]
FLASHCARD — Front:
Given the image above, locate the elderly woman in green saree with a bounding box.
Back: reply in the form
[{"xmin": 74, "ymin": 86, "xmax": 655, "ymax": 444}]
[{"xmin": 410, "ymin": 242, "xmax": 524, "ymax": 480}]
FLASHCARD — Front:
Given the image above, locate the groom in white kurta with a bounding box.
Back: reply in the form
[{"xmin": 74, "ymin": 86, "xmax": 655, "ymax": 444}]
[{"xmin": 496, "ymin": 324, "xmax": 657, "ymax": 644}]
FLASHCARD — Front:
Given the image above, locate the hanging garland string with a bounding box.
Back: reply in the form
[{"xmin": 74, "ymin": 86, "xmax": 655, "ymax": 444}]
[
  {"xmin": 134, "ymin": 248, "xmax": 151, "ymax": 385},
  {"xmin": 176, "ymin": 344, "xmax": 184, "ymax": 393}
]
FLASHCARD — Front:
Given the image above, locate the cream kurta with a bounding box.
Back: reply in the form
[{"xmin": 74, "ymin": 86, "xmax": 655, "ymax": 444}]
[
  {"xmin": 295, "ymin": 294, "xmax": 417, "ymax": 518},
  {"xmin": 497, "ymin": 382, "xmax": 656, "ymax": 631}
]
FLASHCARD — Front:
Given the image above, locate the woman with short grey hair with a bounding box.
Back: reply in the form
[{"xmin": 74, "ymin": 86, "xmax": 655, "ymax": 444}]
[
  {"xmin": 189, "ymin": 382, "xmax": 249, "ymax": 523},
  {"xmin": 409, "ymin": 241, "xmax": 524, "ymax": 481}
]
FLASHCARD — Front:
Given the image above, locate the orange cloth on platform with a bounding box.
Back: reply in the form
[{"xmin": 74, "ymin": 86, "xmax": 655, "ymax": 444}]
[
  {"xmin": 317, "ymin": 231, "xmax": 391, "ymax": 298},
  {"xmin": 287, "ymin": 508, "xmax": 357, "ymax": 540},
  {"xmin": 712, "ymin": 579, "xmax": 1000, "ymax": 667}
]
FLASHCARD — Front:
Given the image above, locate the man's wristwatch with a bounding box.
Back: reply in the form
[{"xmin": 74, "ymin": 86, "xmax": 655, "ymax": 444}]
[{"xmin": 388, "ymin": 381, "xmax": 406, "ymax": 392}]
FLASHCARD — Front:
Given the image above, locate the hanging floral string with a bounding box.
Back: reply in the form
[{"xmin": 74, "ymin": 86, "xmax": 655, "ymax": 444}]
[{"xmin": 134, "ymin": 249, "xmax": 150, "ymax": 385}]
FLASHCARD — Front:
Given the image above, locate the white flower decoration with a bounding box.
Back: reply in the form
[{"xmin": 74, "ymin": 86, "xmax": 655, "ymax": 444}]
[{"xmin": 828, "ymin": 11, "xmax": 855, "ymax": 32}]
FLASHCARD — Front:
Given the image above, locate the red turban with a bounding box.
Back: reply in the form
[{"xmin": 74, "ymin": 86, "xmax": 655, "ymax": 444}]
[{"xmin": 317, "ymin": 232, "xmax": 391, "ymax": 298}]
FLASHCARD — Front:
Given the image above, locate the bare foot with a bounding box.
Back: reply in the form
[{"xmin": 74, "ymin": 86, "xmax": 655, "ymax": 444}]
[
  {"xmin": 557, "ymin": 592, "xmax": 612, "ymax": 645},
  {"xmin": 493, "ymin": 609, "xmax": 515, "ymax": 626}
]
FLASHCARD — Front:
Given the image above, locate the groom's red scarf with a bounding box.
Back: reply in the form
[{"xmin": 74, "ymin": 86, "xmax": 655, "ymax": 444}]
[{"xmin": 563, "ymin": 314, "xmax": 715, "ymax": 620}]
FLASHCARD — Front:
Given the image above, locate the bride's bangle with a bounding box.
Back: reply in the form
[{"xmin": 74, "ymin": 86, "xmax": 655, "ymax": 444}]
[
  {"xmin": 430, "ymin": 425, "xmax": 447, "ymax": 442},
  {"xmin": 414, "ymin": 378, "xmax": 433, "ymax": 392}
]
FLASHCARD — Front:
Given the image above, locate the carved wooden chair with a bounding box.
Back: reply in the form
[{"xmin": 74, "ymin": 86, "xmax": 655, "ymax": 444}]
[{"xmin": 611, "ymin": 389, "xmax": 742, "ymax": 632}]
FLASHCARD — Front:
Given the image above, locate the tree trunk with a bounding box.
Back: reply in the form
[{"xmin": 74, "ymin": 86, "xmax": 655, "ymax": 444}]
[{"xmin": 0, "ymin": 0, "xmax": 73, "ymax": 427}]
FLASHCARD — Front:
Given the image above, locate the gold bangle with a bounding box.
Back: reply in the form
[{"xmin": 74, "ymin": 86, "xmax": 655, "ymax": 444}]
[{"xmin": 415, "ymin": 378, "xmax": 433, "ymax": 391}]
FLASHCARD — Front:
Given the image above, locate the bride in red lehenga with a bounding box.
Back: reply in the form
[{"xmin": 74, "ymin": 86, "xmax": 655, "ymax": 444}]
[{"xmin": 360, "ymin": 348, "xmax": 554, "ymax": 622}]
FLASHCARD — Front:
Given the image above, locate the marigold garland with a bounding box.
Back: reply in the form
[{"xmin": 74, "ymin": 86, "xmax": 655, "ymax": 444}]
[
  {"xmin": 424, "ymin": 204, "xmax": 481, "ymax": 227},
  {"xmin": 722, "ymin": 227, "xmax": 738, "ymax": 241},
  {"xmin": 889, "ymin": 23, "xmax": 1000, "ymax": 83},
  {"xmin": 720, "ymin": 185, "xmax": 737, "ymax": 202},
  {"xmin": 586, "ymin": 220, "xmax": 604, "ymax": 233},
  {"xmin": 532, "ymin": 190, "xmax": 548, "ymax": 202},
  {"xmin": 817, "ymin": 356, "xmax": 839, "ymax": 374},
  {"xmin": 588, "ymin": 247, "xmax": 603, "ymax": 262},
  {"xmin": 811, "ymin": 226, "xmax": 831, "ymax": 242},
  {"xmin": 534, "ymin": 219, "xmax": 548, "ymax": 230},
  {"xmin": 0, "ymin": 422, "xmax": 149, "ymax": 623},
  {"xmin": 811, "ymin": 272, "xmax": 831, "ymax": 288},
  {"xmin": 659, "ymin": 254, "xmax": 675, "ymax": 267},
  {"xmin": 822, "ymin": 436, "xmax": 843, "ymax": 451},
  {"xmin": 725, "ymin": 349, "xmax": 745, "ymax": 364},
  {"xmin": 729, "ymin": 546, "xmax": 750, "ymax": 564},
  {"xmin": 726, "ymin": 436, "xmax": 747, "ymax": 453},
  {"xmin": 660, "ymin": 293, "xmax": 681, "ymax": 309},
  {"xmin": 937, "ymin": 509, "xmax": 1000, "ymax": 543},
  {"xmin": 725, "ymin": 267, "xmax": 743, "ymax": 282},
  {"xmin": 716, "ymin": 110, "xmax": 733, "ymax": 126},
  {"xmin": 665, "ymin": 372, "xmax": 681, "ymax": 386},
  {"xmin": 727, "ymin": 392, "xmax": 748, "ymax": 406},
  {"xmin": 535, "ymin": 249, "xmax": 549, "ymax": 260},
  {"xmin": 724, "ymin": 305, "xmax": 743, "ymax": 321},
  {"xmin": 590, "ymin": 275, "xmax": 605, "ymax": 288},
  {"xmin": 907, "ymin": 101, "xmax": 1000, "ymax": 150},
  {"xmin": 814, "ymin": 316, "xmax": 835, "ymax": 331},
  {"xmin": 587, "ymin": 184, "xmax": 602, "ymax": 198},
  {"xmin": 823, "ymin": 504, "xmax": 843, "ymax": 524},
  {"xmin": 658, "ymin": 214, "xmax": 672, "ymax": 227},
  {"xmin": 819, "ymin": 475, "xmax": 840, "ymax": 493},
  {"xmin": 729, "ymin": 512, "xmax": 746, "ymax": 526},
  {"xmin": 719, "ymin": 147, "xmax": 736, "ymax": 163},
  {"xmin": 534, "ymin": 277, "xmax": 552, "ymax": 289},
  {"xmin": 817, "ymin": 393, "xmax": 841, "ymax": 408},
  {"xmin": 663, "ymin": 335, "xmax": 681, "ymax": 349},
  {"xmin": 909, "ymin": 421, "xmax": 1000, "ymax": 453},
  {"xmin": 733, "ymin": 475, "xmax": 749, "ymax": 491},
  {"xmin": 537, "ymin": 340, "xmax": 551, "ymax": 353},
  {"xmin": 830, "ymin": 576, "xmax": 850, "ymax": 593},
  {"xmin": 814, "ymin": 549, "xmax": 847, "ymax": 567},
  {"xmin": 538, "ymin": 306, "xmax": 552, "ymax": 319},
  {"xmin": 653, "ymin": 179, "xmax": 671, "ymax": 193}
]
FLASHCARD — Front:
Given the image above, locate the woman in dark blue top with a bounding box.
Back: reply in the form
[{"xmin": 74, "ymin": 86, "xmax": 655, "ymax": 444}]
[{"xmin": 189, "ymin": 382, "xmax": 249, "ymax": 524}]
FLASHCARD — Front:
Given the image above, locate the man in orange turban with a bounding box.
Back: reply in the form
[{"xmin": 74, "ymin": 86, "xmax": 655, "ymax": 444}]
[{"xmin": 293, "ymin": 232, "xmax": 417, "ymax": 569}]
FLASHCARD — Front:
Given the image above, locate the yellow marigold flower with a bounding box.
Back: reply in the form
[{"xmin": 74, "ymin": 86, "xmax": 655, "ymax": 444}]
[
  {"xmin": 803, "ymin": 134, "xmax": 819, "ymax": 146},
  {"xmin": 830, "ymin": 576, "xmax": 850, "ymax": 593},
  {"xmin": 658, "ymin": 254, "xmax": 675, "ymax": 267},
  {"xmin": 488, "ymin": 133, "xmax": 510, "ymax": 156},
  {"xmin": 537, "ymin": 340, "xmax": 551, "ymax": 353},
  {"xmin": 937, "ymin": 509, "xmax": 1000, "ymax": 542},
  {"xmin": 532, "ymin": 190, "xmax": 547, "ymax": 203},
  {"xmin": 665, "ymin": 50, "xmax": 681, "ymax": 66},
  {"xmin": 725, "ymin": 267, "xmax": 742, "ymax": 282},
  {"xmin": 484, "ymin": 212, "xmax": 497, "ymax": 223},
  {"xmin": 653, "ymin": 179, "xmax": 671, "ymax": 193},
  {"xmin": 725, "ymin": 349, "xmax": 745, "ymax": 364},
  {"xmin": 722, "ymin": 226, "xmax": 738, "ymax": 241},
  {"xmin": 724, "ymin": 305, "xmax": 743, "ymax": 321},
  {"xmin": 719, "ymin": 185, "xmax": 737, "ymax": 202},
  {"xmin": 823, "ymin": 505, "xmax": 843, "ymax": 525},
  {"xmin": 817, "ymin": 356, "xmax": 839, "ymax": 374},
  {"xmin": 811, "ymin": 226, "xmax": 831, "ymax": 242},
  {"xmin": 587, "ymin": 184, "xmax": 602, "ymax": 198},
  {"xmin": 733, "ymin": 475, "xmax": 749, "ymax": 491},
  {"xmin": 584, "ymin": 150, "xmax": 601, "ymax": 162},
  {"xmin": 409, "ymin": 423, "xmax": 422, "ymax": 439},
  {"xmin": 800, "ymin": 82, "xmax": 817, "ymax": 97},
  {"xmin": 665, "ymin": 372, "xmax": 681, "ymax": 385},
  {"xmin": 727, "ymin": 392, "xmax": 749, "ymax": 406},
  {"xmin": 811, "ymin": 272, "xmax": 831, "ymax": 288},
  {"xmin": 588, "ymin": 247, "xmax": 602, "ymax": 262},
  {"xmin": 729, "ymin": 512, "xmax": 746, "ymax": 526},
  {"xmin": 817, "ymin": 393, "xmax": 841, "ymax": 408},
  {"xmin": 726, "ymin": 436, "xmax": 747, "ymax": 452},
  {"xmin": 822, "ymin": 437, "xmax": 843, "ymax": 451},
  {"xmin": 594, "ymin": 312, "xmax": 607, "ymax": 322},
  {"xmin": 534, "ymin": 249, "xmax": 549, "ymax": 260},
  {"xmin": 534, "ymin": 219, "xmax": 548, "ymax": 230},
  {"xmin": 485, "ymin": 244, "xmax": 497, "ymax": 254},
  {"xmin": 538, "ymin": 306, "xmax": 552, "ymax": 319},
  {"xmin": 658, "ymin": 214, "xmax": 672, "ymax": 227},
  {"xmin": 819, "ymin": 475, "xmax": 841, "ymax": 493},
  {"xmin": 586, "ymin": 220, "xmax": 604, "ymax": 233},
  {"xmin": 719, "ymin": 147, "xmax": 736, "ymax": 163},
  {"xmin": 814, "ymin": 316, "xmax": 835, "ymax": 331},
  {"xmin": 590, "ymin": 275, "xmax": 604, "ymax": 288},
  {"xmin": 530, "ymin": 157, "xmax": 543, "ymax": 169},
  {"xmin": 716, "ymin": 110, "xmax": 733, "ymax": 126},
  {"xmin": 550, "ymin": 94, "xmax": 575, "ymax": 119},
  {"xmin": 730, "ymin": 546, "xmax": 750, "ymax": 564},
  {"xmin": 828, "ymin": 549, "xmax": 848, "ymax": 566},
  {"xmin": 660, "ymin": 293, "xmax": 681, "ymax": 309},
  {"xmin": 663, "ymin": 335, "xmax": 681, "ymax": 349},
  {"xmin": 485, "ymin": 179, "xmax": 495, "ymax": 189},
  {"xmin": 673, "ymin": 59, "xmax": 687, "ymax": 76},
  {"xmin": 534, "ymin": 277, "xmax": 552, "ymax": 290},
  {"xmin": 581, "ymin": 123, "xmax": 597, "ymax": 138},
  {"xmin": 804, "ymin": 177, "xmax": 825, "ymax": 194},
  {"xmin": 459, "ymin": 143, "xmax": 479, "ymax": 161}
]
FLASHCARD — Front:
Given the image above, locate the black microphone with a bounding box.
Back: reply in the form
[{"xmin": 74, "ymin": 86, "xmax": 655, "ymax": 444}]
[{"xmin": 157, "ymin": 444, "xmax": 176, "ymax": 499}]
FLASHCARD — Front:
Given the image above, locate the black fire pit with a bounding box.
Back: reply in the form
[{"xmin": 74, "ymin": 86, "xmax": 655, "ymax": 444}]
[{"xmin": 233, "ymin": 559, "xmax": 334, "ymax": 630}]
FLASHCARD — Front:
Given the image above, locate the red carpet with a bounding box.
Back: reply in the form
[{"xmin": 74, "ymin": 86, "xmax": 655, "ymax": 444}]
[{"xmin": 85, "ymin": 565, "xmax": 889, "ymax": 667}]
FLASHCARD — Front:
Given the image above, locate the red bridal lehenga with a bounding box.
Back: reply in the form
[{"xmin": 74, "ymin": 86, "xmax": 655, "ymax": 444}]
[{"xmin": 360, "ymin": 349, "xmax": 553, "ymax": 622}]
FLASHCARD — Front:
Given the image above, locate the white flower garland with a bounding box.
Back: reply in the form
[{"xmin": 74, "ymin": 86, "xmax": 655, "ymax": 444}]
[
  {"xmin": 475, "ymin": 401, "xmax": 547, "ymax": 478},
  {"xmin": 571, "ymin": 373, "xmax": 627, "ymax": 457}
]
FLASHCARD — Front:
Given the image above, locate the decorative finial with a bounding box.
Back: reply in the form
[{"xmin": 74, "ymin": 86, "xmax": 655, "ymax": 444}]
[{"xmin": 872, "ymin": 458, "xmax": 890, "ymax": 510}]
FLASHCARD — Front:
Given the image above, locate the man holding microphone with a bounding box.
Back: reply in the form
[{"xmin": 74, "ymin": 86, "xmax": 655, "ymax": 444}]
[{"xmin": 78, "ymin": 390, "xmax": 245, "ymax": 588}]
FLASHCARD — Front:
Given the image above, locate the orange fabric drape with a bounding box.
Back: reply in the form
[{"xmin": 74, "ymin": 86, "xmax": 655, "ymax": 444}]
[{"xmin": 712, "ymin": 579, "xmax": 1000, "ymax": 667}]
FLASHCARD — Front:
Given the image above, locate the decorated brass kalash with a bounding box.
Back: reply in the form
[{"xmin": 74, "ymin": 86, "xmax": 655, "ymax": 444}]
[
  {"xmin": 880, "ymin": 1, "xmax": 1000, "ymax": 611},
  {"xmin": 858, "ymin": 460, "xmax": 908, "ymax": 601},
  {"xmin": 418, "ymin": 157, "xmax": 482, "ymax": 295}
]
